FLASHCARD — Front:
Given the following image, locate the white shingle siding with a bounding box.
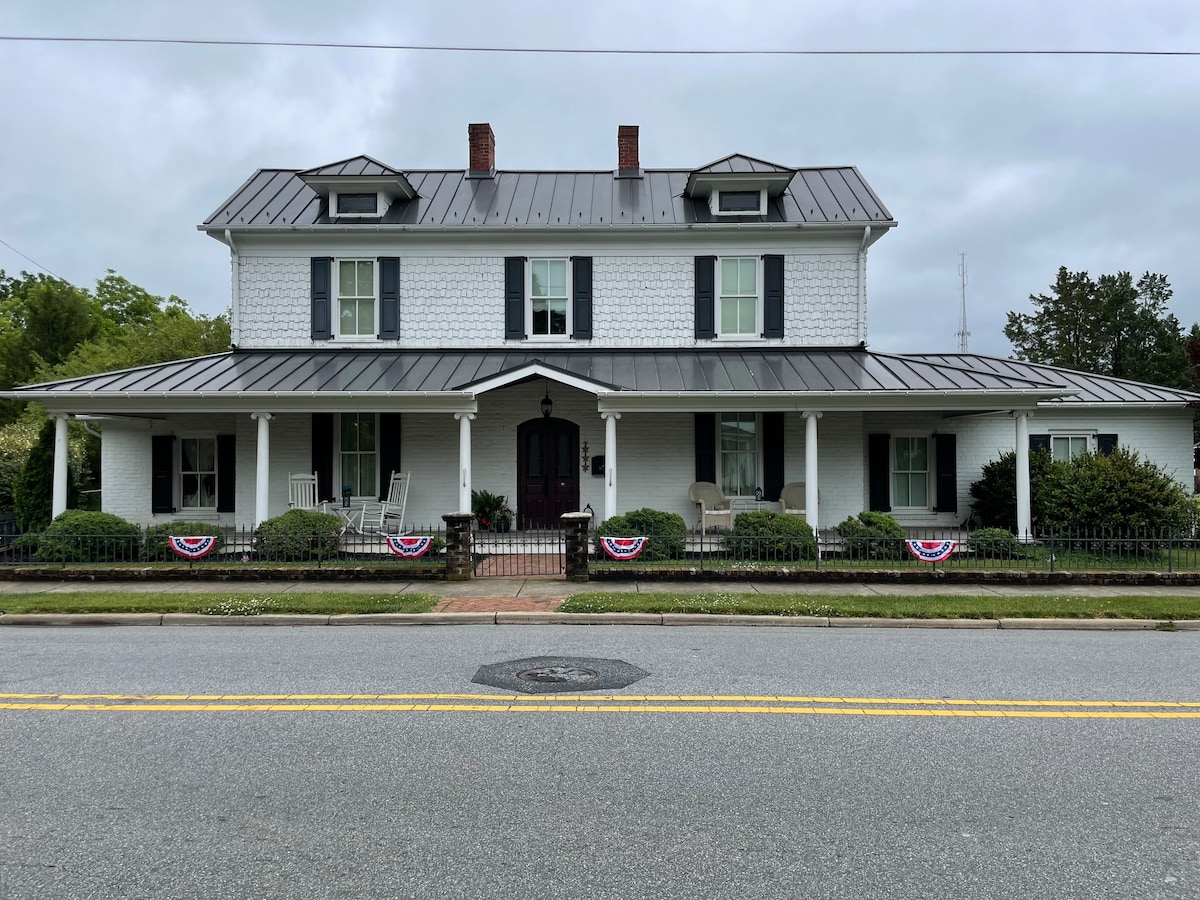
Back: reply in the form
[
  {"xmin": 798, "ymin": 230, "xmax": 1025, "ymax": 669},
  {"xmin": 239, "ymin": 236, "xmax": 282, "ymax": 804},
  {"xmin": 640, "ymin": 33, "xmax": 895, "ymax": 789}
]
[{"xmin": 235, "ymin": 252, "xmax": 862, "ymax": 349}]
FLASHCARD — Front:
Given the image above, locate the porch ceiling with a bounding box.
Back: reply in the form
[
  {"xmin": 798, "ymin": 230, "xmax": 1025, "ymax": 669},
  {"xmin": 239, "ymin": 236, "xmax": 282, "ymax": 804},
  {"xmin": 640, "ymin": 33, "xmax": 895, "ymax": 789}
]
[{"xmin": 3, "ymin": 347, "xmax": 1089, "ymax": 415}]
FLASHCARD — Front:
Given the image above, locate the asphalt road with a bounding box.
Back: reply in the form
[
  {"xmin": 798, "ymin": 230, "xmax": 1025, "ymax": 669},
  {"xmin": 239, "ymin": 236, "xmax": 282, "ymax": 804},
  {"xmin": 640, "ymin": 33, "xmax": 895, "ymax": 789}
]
[{"xmin": 1, "ymin": 625, "xmax": 1198, "ymax": 900}]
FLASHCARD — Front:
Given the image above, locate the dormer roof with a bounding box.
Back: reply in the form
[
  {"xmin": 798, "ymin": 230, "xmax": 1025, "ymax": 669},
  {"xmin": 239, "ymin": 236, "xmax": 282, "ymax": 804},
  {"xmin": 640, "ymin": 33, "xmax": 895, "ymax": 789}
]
[
  {"xmin": 684, "ymin": 153, "xmax": 797, "ymax": 199},
  {"xmin": 297, "ymin": 155, "xmax": 418, "ymax": 204}
]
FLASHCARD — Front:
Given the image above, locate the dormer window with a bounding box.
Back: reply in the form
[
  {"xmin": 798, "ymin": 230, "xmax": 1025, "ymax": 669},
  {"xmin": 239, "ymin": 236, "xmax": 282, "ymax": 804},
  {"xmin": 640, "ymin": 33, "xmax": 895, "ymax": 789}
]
[
  {"xmin": 716, "ymin": 190, "xmax": 765, "ymax": 215},
  {"xmin": 715, "ymin": 192, "xmax": 763, "ymax": 214},
  {"xmin": 336, "ymin": 192, "xmax": 379, "ymax": 215}
]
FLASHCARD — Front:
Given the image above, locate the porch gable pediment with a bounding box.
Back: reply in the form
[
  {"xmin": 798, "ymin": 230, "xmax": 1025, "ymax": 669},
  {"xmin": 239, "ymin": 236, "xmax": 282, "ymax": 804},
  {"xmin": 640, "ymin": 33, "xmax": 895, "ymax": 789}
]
[{"xmin": 457, "ymin": 360, "xmax": 619, "ymax": 397}]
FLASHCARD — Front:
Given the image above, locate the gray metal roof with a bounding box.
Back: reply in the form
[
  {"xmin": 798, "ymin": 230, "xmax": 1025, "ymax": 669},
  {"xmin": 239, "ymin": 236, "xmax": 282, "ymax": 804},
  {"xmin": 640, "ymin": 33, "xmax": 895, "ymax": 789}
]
[
  {"xmin": 904, "ymin": 354, "xmax": 1200, "ymax": 404},
  {"xmin": 298, "ymin": 155, "xmax": 403, "ymax": 177},
  {"xmin": 690, "ymin": 154, "xmax": 796, "ymax": 175},
  {"xmin": 13, "ymin": 348, "xmax": 1064, "ymax": 398},
  {"xmin": 202, "ymin": 166, "xmax": 893, "ymax": 230}
]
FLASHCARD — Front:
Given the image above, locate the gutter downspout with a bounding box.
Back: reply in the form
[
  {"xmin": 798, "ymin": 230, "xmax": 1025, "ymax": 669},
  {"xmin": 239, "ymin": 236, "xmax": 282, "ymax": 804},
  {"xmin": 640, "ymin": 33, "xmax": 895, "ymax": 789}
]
[
  {"xmin": 857, "ymin": 226, "xmax": 871, "ymax": 346},
  {"xmin": 225, "ymin": 229, "xmax": 240, "ymax": 348}
]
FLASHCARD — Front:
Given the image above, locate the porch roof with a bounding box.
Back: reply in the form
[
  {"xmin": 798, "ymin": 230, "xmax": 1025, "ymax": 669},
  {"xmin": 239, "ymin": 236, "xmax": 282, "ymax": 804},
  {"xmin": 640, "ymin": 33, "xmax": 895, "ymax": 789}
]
[{"xmin": 2, "ymin": 347, "xmax": 1108, "ymax": 415}]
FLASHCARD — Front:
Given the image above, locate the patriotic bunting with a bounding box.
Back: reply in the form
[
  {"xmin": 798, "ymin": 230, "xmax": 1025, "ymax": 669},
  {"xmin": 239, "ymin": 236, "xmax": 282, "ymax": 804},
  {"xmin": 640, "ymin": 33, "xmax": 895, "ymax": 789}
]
[
  {"xmin": 168, "ymin": 536, "xmax": 218, "ymax": 560},
  {"xmin": 599, "ymin": 536, "xmax": 648, "ymax": 560},
  {"xmin": 386, "ymin": 535, "xmax": 434, "ymax": 558},
  {"xmin": 905, "ymin": 539, "xmax": 957, "ymax": 563}
]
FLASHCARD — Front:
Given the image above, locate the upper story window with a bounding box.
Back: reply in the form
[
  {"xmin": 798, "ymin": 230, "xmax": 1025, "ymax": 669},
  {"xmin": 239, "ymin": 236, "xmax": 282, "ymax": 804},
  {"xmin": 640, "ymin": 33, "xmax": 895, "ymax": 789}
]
[
  {"xmin": 530, "ymin": 258, "xmax": 569, "ymax": 337},
  {"xmin": 334, "ymin": 192, "xmax": 380, "ymax": 216},
  {"xmin": 337, "ymin": 259, "xmax": 376, "ymax": 337},
  {"xmin": 712, "ymin": 188, "xmax": 767, "ymax": 216},
  {"xmin": 719, "ymin": 257, "xmax": 759, "ymax": 337},
  {"xmin": 180, "ymin": 437, "xmax": 217, "ymax": 509}
]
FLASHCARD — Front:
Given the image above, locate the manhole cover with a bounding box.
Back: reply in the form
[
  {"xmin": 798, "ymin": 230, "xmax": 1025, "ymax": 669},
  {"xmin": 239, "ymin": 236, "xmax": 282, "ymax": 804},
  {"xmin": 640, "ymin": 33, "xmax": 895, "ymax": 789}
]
[
  {"xmin": 516, "ymin": 665, "xmax": 599, "ymax": 684},
  {"xmin": 473, "ymin": 655, "xmax": 649, "ymax": 694}
]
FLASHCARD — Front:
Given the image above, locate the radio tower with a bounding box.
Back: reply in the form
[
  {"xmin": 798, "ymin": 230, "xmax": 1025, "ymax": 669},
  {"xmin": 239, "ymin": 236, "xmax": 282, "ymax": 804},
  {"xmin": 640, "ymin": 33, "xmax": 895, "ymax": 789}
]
[{"xmin": 955, "ymin": 252, "xmax": 970, "ymax": 352}]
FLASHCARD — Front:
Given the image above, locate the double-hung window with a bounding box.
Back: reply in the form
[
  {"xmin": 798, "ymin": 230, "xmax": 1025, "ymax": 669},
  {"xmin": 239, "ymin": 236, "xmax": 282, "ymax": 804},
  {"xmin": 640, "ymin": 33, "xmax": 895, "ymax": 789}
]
[
  {"xmin": 720, "ymin": 413, "xmax": 758, "ymax": 497},
  {"xmin": 1051, "ymin": 435, "xmax": 1089, "ymax": 461},
  {"xmin": 719, "ymin": 257, "xmax": 759, "ymax": 337},
  {"xmin": 892, "ymin": 437, "xmax": 929, "ymax": 508},
  {"xmin": 180, "ymin": 437, "xmax": 217, "ymax": 509},
  {"xmin": 337, "ymin": 259, "xmax": 376, "ymax": 338},
  {"xmin": 340, "ymin": 413, "xmax": 377, "ymax": 497},
  {"xmin": 530, "ymin": 258, "xmax": 569, "ymax": 337}
]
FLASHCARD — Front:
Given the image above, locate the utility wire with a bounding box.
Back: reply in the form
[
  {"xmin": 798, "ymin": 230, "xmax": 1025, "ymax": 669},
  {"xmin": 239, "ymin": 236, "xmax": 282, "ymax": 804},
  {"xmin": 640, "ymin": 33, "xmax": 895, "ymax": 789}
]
[
  {"xmin": 0, "ymin": 35, "xmax": 1197, "ymax": 57},
  {"xmin": 0, "ymin": 236, "xmax": 63, "ymax": 281}
]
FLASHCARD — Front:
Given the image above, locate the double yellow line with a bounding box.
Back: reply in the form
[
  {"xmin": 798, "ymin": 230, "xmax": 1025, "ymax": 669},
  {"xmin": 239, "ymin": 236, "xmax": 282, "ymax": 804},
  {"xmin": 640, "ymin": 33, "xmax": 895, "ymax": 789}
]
[{"xmin": 2, "ymin": 692, "xmax": 1199, "ymax": 719}]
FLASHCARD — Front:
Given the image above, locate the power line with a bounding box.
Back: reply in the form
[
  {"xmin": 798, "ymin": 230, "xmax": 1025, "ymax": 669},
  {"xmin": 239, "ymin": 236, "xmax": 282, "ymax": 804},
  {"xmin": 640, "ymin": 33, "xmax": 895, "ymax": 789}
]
[
  {"xmin": 0, "ymin": 236, "xmax": 63, "ymax": 281},
  {"xmin": 0, "ymin": 35, "xmax": 1197, "ymax": 57}
]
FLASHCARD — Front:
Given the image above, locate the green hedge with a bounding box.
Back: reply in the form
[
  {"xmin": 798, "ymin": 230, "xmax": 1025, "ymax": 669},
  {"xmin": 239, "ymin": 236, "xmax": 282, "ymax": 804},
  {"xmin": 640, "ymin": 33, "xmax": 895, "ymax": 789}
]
[
  {"xmin": 835, "ymin": 511, "xmax": 906, "ymax": 560},
  {"xmin": 142, "ymin": 521, "xmax": 226, "ymax": 562},
  {"xmin": 253, "ymin": 508, "xmax": 341, "ymax": 561},
  {"xmin": 726, "ymin": 511, "xmax": 816, "ymax": 561},
  {"xmin": 967, "ymin": 527, "xmax": 1019, "ymax": 560},
  {"xmin": 37, "ymin": 510, "xmax": 140, "ymax": 563},
  {"xmin": 596, "ymin": 508, "xmax": 687, "ymax": 561}
]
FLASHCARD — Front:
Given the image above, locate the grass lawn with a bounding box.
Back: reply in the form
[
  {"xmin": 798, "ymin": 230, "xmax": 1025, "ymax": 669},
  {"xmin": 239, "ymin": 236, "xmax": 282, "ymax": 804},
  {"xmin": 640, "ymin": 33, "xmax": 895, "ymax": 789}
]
[
  {"xmin": 559, "ymin": 592, "xmax": 1200, "ymax": 620},
  {"xmin": 0, "ymin": 592, "xmax": 440, "ymax": 616}
]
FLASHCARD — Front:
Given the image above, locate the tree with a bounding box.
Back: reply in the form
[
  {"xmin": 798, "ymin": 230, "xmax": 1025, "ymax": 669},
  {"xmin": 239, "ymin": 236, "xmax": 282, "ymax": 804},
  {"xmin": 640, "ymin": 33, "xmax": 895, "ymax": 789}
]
[
  {"xmin": 13, "ymin": 419, "xmax": 80, "ymax": 531},
  {"xmin": 1005, "ymin": 268, "xmax": 1193, "ymax": 389}
]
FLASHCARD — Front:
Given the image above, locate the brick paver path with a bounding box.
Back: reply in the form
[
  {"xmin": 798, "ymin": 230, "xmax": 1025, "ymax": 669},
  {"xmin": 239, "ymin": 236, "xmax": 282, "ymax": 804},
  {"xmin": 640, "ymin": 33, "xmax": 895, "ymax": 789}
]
[
  {"xmin": 434, "ymin": 596, "xmax": 565, "ymax": 612},
  {"xmin": 473, "ymin": 553, "xmax": 564, "ymax": 577}
]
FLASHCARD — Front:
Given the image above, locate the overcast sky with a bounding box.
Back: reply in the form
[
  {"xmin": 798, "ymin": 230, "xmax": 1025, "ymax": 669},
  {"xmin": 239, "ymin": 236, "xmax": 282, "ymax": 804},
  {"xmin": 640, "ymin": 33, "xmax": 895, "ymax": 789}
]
[{"xmin": 2, "ymin": 0, "xmax": 1198, "ymax": 358}]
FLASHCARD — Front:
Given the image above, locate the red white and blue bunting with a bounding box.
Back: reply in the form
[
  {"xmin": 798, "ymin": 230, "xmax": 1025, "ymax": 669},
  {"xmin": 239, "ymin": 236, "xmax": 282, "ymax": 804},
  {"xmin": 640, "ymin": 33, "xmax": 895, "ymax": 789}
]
[
  {"xmin": 599, "ymin": 536, "xmax": 648, "ymax": 561},
  {"xmin": 385, "ymin": 535, "xmax": 434, "ymax": 558},
  {"xmin": 168, "ymin": 535, "xmax": 218, "ymax": 560},
  {"xmin": 905, "ymin": 539, "xmax": 958, "ymax": 563}
]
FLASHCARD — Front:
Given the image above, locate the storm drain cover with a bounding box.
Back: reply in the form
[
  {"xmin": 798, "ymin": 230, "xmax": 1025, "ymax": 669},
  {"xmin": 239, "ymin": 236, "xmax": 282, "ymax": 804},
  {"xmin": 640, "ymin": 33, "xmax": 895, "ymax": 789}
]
[{"xmin": 473, "ymin": 656, "xmax": 649, "ymax": 694}]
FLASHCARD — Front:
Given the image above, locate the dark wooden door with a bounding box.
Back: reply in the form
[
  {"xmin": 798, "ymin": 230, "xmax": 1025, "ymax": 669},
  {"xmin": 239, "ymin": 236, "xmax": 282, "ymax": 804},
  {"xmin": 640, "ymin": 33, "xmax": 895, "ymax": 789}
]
[{"xmin": 517, "ymin": 418, "xmax": 579, "ymax": 529}]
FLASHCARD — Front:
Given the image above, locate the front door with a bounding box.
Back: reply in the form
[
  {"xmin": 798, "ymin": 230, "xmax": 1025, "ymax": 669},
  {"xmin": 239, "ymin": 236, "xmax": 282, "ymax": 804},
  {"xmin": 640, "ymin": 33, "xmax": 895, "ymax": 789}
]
[{"xmin": 517, "ymin": 417, "xmax": 579, "ymax": 529}]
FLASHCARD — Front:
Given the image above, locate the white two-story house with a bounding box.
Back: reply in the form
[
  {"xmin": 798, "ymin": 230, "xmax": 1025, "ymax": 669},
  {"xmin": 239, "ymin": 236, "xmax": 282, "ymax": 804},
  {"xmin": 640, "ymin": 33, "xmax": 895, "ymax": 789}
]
[{"xmin": 11, "ymin": 124, "xmax": 1199, "ymax": 535}]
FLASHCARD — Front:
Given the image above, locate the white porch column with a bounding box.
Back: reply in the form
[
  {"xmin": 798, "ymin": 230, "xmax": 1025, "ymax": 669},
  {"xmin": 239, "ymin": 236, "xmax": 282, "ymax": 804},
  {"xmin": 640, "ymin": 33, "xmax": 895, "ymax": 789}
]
[
  {"xmin": 802, "ymin": 411, "xmax": 821, "ymax": 528},
  {"xmin": 51, "ymin": 414, "xmax": 69, "ymax": 519},
  {"xmin": 602, "ymin": 412, "xmax": 620, "ymax": 522},
  {"xmin": 251, "ymin": 412, "xmax": 273, "ymax": 527},
  {"xmin": 455, "ymin": 413, "xmax": 474, "ymax": 513},
  {"xmin": 1014, "ymin": 411, "xmax": 1032, "ymax": 540}
]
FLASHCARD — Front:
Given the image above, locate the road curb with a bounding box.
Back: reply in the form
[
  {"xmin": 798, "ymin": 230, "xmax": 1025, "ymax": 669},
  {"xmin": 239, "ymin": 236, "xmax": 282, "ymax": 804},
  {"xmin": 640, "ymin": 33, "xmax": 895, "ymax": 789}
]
[
  {"xmin": 998, "ymin": 617, "xmax": 1161, "ymax": 630},
  {"xmin": 328, "ymin": 612, "xmax": 497, "ymax": 625},
  {"xmin": 160, "ymin": 614, "xmax": 332, "ymax": 626},
  {"xmin": 661, "ymin": 614, "xmax": 829, "ymax": 627},
  {"xmin": 0, "ymin": 612, "xmax": 165, "ymax": 626},
  {"xmin": 829, "ymin": 617, "xmax": 998, "ymax": 629}
]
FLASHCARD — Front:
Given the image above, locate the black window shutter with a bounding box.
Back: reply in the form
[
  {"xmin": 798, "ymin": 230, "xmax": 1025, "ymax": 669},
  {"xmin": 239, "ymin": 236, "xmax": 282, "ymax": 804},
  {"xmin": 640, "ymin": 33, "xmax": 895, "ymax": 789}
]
[
  {"xmin": 761, "ymin": 412, "xmax": 784, "ymax": 501},
  {"xmin": 1030, "ymin": 434, "xmax": 1051, "ymax": 454},
  {"xmin": 504, "ymin": 257, "xmax": 525, "ymax": 339},
  {"xmin": 694, "ymin": 256, "xmax": 715, "ymax": 339},
  {"xmin": 1097, "ymin": 434, "xmax": 1118, "ymax": 456},
  {"xmin": 311, "ymin": 257, "xmax": 332, "ymax": 340},
  {"xmin": 378, "ymin": 413, "xmax": 402, "ymax": 501},
  {"xmin": 933, "ymin": 433, "xmax": 957, "ymax": 513},
  {"xmin": 312, "ymin": 413, "xmax": 334, "ymax": 503},
  {"xmin": 378, "ymin": 257, "xmax": 399, "ymax": 339},
  {"xmin": 216, "ymin": 434, "xmax": 236, "ymax": 513},
  {"xmin": 868, "ymin": 433, "xmax": 891, "ymax": 512},
  {"xmin": 695, "ymin": 413, "xmax": 716, "ymax": 483},
  {"xmin": 763, "ymin": 255, "xmax": 784, "ymax": 339},
  {"xmin": 151, "ymin": 435, "xmax": 175, "ymax": 514},
  {"xmin": 572, "ymin": 256, "xmax": 593, "ymax": 339}
]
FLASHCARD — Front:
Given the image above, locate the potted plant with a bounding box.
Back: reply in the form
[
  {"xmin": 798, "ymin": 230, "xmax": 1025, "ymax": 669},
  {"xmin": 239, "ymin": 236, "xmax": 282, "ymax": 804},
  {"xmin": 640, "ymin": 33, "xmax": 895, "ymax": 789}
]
[{"xmin": 471, "ymin": 489, "xmax": 513, "ymax": 532}]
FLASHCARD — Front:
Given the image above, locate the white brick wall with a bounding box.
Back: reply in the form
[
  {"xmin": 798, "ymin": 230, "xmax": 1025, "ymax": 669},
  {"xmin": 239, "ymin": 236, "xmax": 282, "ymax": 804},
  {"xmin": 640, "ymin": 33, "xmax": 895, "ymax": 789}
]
[{"xmin": 236, "ymin": 253, "xmax": 861, "ymax": 349}]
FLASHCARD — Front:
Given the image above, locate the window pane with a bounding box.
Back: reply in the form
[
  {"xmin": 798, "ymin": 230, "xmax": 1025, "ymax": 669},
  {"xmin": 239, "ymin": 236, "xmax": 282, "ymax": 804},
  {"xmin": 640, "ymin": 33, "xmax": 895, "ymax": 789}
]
[
  {"xmin": 721, "ymin": 298, "xmax": 739, "ymax": 333},
  {"xmin": 738, "ymin": 297, "xmax": 755, "ymax": 333},
  {"xmin": 339, "ymin": 261, "xmax": 356, "ymax": 295},
  {"xmin": 357, "ymin": 261, "xmax": 373, "ymax": 295},
  {"xmin": 894, "ymin": 439, "xmax": 911, "ymax": 471},
  {"xmin": 532, "ymin": 260, "xmax": 547, "ymax": 297},
  {"xmin": 341, "ymin": 414, "xmax": 357, "ymax": 451},
  {"xmin": 358, "ymin": 453, "xmax": 376, "ymax": 496},
  {"xmin": 910, "ymin": 473, "xmax": 927, "ymax": 505},
  {"xmin": 337, "ymin": 193, "xmax": 377, "ymax": 214},
  {"xmin": 532, "ymin": 302, "xmax": 548, "ymax": 335},
  {"xmin": 342, "ymin": 454, "xmax": 359, "ymax": 493},
  {"xmin": 892, "ymin": 473, "xmax": 909, "ymax": 507},
  {"xmin": 340, "ymin": 300, "xmax": 356, "ymax": 332},
  {"xmin": 196, "ymin": 438, "xmax": 215, "ymax": 471},
  {"xmin": 199, "ymin": 474, "xmax": 217, "ymax": 507},
  {"xmin": 911, "ymin": 439, "xmax": 927, "ymax": 470},
  {"xmin": 739, "ymin": 258, "xmax": 756, "ymax": 293},
  {"xmin": 549, "ymin": 300, "xmax": 567, "ymax": 335},
  {"xmin": 719, "ymin": 191, "xmax": 760, "ymax": 212},
  {"xmin": 548, "ymin": 260, "xmax": 566, "ymax": 296},
  {"xmin": 721, "ymin": 259, "xmax": 739, "ymax": 295},
  {"xmin": 182, "ymin": 474, "xmax": 199, "ymax": 508},
  {"xmin": 357, "ymin": 299, "xmax": 373, "ymax": 335},
  {"xmin": 358, "ymin": 415, "xmax": 376, "ymax": 451},
  {"xmin": 181, "ymin": 439, "xmax": 197, "ymax": 471}
]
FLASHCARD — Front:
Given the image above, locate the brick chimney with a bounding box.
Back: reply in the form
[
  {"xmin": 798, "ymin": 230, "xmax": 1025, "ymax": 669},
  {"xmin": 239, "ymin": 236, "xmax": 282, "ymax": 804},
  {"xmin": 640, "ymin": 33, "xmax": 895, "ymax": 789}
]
[
  {"xmin": 617, "ymin": 125, "xmax": 640, "ymax": 175},
  {"xmin": 468, "ymin": 123, "xmax": 495, "ymax": 177}
]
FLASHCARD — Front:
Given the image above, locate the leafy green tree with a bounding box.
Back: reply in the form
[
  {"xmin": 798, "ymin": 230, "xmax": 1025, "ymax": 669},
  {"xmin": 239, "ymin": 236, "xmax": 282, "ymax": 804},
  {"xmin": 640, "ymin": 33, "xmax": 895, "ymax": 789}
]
[
  {"xmin": 13, "ymin": 419, "xmax": 80, "ymax": 531},
  {"xmin": 1005, "ymin": 268, "xmax": 1193, "ymax": 389}
]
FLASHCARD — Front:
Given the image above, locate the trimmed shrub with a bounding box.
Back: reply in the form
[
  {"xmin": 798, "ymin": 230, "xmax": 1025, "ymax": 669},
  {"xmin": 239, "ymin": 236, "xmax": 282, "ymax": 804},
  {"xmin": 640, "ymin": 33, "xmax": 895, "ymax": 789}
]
[
  {"xmin": 253, "ymin": 508, "xmax": 341, "ymax": 561},
  {"xmin": 1039, "ymin": 447, "xmax": 1191, "ymax": 533},
  {"xmin": 596, "ymin": 507, "xmax": 687, "ymax": 561},
  {"xmin": 968, "ymin": 449, "xmax": 1058, "ymax": 530},
  {"xmin": 726, "ymin": 511, "xmax": 816, "ymax": 562},
  {"xmin": 835, "ymin": 511, "xmax": 906, "ymax": 560},
  {"xmin": 37, "ymin": 510, "xmax": 140, "ymax": 563},
  {"xmin": 142, "ymin": 521, "xmax": 226, "ymax": 562},
  {"xmin": 967, "ymin": 527, "xmax": 1019, "ymax": 560}
]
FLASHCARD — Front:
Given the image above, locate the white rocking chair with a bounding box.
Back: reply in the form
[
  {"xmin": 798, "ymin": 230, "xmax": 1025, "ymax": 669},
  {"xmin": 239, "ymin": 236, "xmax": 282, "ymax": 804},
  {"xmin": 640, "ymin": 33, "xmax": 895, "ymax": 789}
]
[
  {"xmin": 288, "ymin": 472, "xmax": 322, "ymax": 512},
  {"xmin": 374, "ymin": 471, "xmax": 410, "ymax": 534}
]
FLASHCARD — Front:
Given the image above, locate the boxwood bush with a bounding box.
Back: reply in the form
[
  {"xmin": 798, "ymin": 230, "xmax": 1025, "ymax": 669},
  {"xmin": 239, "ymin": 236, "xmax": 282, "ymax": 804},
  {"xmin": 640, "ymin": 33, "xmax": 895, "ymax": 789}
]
[
  {"xmin": 37, "ymin": 510, "xmax": 141, "ymax": 563},
  {"xmin": 596, "ymin": 508, "xmax": 687, "ymax": 561},
  {"xmin": 142, "ymin": 521, "xmax": 226, "ymax": 561},
  {"xmin": 835, "ymin": 511, "xmax": 906, "ymax": 560},
  {"xmin": 253, "ymin": 508, "xmax": 342, "ymax": 561},
  {"xmin": 967, "ymin": 527, "xmax": 1019, "ymax": 560},
  {"xmin": 726, "ymin": 511, "xmax": 816, "ymax": 562}
]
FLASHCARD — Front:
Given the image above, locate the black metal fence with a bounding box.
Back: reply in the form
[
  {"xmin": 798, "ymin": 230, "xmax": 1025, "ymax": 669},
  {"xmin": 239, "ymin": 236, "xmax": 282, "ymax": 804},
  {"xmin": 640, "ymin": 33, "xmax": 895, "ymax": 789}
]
[
  {"xmin": 589, "ymin": 527, "xmax": 1200, "ymax": 573},
  {"xmin": 473, "ymin": 527, "xmax": 566, "ymax": 576}
]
